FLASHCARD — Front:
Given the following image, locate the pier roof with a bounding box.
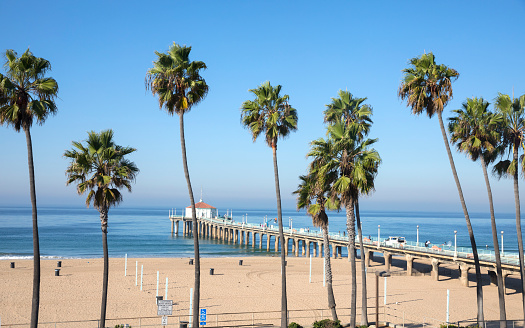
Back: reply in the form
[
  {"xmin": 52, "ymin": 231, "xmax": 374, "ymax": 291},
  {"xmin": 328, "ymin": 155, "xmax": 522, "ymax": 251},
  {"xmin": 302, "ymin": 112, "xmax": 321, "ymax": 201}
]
[{"xmin": 187, "ymin": 201, "xmax": 216, "ymax": 209}]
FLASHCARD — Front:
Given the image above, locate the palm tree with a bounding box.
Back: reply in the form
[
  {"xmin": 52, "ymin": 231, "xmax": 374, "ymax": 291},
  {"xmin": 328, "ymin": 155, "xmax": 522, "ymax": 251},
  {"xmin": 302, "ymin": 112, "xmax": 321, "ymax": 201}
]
[
  {"xmin": 146, "ymin": 42, "xmax": 208, "ymax": 327},
  {"xmin": 322, "ymin": 120, "xmax": 380, "ymax": 328},
  {"xmin": 64, "ymin": 129, "xmax": 138, "ymax": 328},
  {"xmin": 324, "ymin": 90, "xmax": 376, "ymax": 326},
  {"xmin": 398, "ymin": 52, "xmax": 485, "ymax": 324},
  {"xmin": 448, "ymin": 97, "xmax": 506, "ymax": 327},
  {"xmin": 493, "ymin": 93, "xmax": 525, "ymax": 320},
  {"xmin": 0, "ymin": 48, "xmax": 58, "ymax": 328},
  {"xmin": 241, "ymin": 81, "xmax": 298, "ymax": 328},
  {"xmin": 295, "ymin": 139, "xmax": 339, "ymax": 321}
]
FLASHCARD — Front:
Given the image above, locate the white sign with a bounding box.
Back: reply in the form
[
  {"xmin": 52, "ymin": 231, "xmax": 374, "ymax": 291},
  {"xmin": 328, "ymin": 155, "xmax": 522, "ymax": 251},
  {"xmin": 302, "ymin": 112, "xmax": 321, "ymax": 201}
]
[
  {"xmin": 157, "ymin": 300, "xmax": 173, "ymax": 315},
  {"xmin": 162, "ymin": 315, "xmax": 168, "ymax": 326}
]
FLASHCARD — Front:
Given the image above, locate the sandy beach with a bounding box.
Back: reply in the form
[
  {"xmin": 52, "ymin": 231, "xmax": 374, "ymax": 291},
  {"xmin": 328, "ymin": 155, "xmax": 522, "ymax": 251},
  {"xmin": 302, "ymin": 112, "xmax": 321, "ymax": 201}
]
[{"xmin": 1, "ymin": 255, "xmax": 523, "ymax": 327}]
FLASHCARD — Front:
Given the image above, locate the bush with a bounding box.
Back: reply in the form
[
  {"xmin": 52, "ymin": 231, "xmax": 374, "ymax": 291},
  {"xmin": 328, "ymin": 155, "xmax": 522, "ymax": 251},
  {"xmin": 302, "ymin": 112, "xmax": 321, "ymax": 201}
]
[
  {"xmin": 313, "ymin": 319, "xmax": 342, "ymax": 328},
  {"xmin": 289, "ymin": 322, "xmax": 303, "ymax": 328}
]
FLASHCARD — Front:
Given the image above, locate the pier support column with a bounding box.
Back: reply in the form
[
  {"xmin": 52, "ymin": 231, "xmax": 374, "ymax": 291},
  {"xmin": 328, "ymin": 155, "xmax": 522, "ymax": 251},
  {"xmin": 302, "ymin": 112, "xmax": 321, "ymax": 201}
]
[
  {"xmin": 318, "ymin": 242, "xmax": 323, "ymax": 258},
  {"xmin": 406, "ymin": 254, "xmax": 414, "ymax": 276},
  {"xmin": 459, "ymin": 262, "xmax": 471, "ymax": 287},
  {"xmin": 267, "ymin": 235, "xmax": 271, "ymax": 251},
  {"xmin": 332, "ymin": 245, "xmax": 337, "ymax": 259},
  {"xmin": 240, "ymin": 231, "xmax": 244, "ymax": 245},
  {"xmin": 171, "ymin": 219, "xmax": 174, "ymax": 234},
  {"xmin": 431, "ymin": 258, "xmax": 440, "ymax": 281},
  {"xmin": 245, "ymin": 231, "xmax": 249, "ymax": 246},
  {"xmin": 384, "ymin": 251, "xmax": 392, "ymax": 272},
  {"xmin": 306, "ymin": 241, "xmax": 311, "ymax": 258},
  {"xmin": 284, "ymin": 237, "xmax": 289, "ymax": 255},
  {"xmin": 365, "ymin": 250, "xmax": 373, "ymax": 267},
  {"xmin": 252, "ymin": 232, "xmax": 256, "ymax": 247},
  {"xmin": 275, "ymin": 236, "xmax": 279, "ymax": 252},
  {"xmin": 302, "ymin": 240, "xmax": 306, "ymax": 256},
  {"xmin": 338, "ymin": 246, "xmax": 342, "ymax": 258},
  {"xmin": 295, "ymin": 239, "xmax": 299, "ymax": 257},
  {"xmin": 313, "ymin": 242, "xmax": 317, "ymax": 257},
  {"xmin": 259, "ymin": 233, "xmax": 263, "ymax": 249}
]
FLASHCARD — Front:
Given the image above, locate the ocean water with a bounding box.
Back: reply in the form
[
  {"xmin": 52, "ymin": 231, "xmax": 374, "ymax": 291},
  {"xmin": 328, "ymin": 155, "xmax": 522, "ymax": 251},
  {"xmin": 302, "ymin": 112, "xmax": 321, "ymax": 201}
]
[{"xmin": 0, "ymin": 206, "xmax": 523, "ymax": 259}]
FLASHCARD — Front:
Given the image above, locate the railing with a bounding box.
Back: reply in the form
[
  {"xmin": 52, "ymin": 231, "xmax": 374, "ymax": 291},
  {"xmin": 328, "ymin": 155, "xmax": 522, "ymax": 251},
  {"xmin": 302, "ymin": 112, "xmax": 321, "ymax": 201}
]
[{"xmin": 173, "ymin": 216, "xmax": 522, "ymax": 268}]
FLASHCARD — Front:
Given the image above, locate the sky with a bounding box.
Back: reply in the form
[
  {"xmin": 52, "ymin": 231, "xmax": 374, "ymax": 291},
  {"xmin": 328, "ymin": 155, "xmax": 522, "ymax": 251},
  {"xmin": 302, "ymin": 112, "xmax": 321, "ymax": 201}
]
[{"xmin": 1, "ymin": 1, "xmax": 525, "ymax": 213}]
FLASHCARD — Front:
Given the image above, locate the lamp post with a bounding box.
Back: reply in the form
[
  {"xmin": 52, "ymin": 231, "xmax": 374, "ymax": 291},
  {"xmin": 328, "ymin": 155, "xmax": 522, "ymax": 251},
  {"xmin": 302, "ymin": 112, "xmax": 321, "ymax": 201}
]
[
  {"xmin": 501, "ymin": 231, "xmax": 504, "ymax": 256},
  {"xmin": 417, "ymin": 225, "xmax": 419, "ymax": 247},
  {"xmin": 454, "ymin": 230, "xmax": 457, "ymax": 259},
  {"xmin": 377, "ymin": 225, "xmax": 381, "ymax": 248}
]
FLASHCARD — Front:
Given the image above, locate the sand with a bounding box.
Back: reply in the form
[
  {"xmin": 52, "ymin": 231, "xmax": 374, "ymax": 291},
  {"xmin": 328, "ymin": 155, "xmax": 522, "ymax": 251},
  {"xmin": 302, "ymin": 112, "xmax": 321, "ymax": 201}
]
[{"xmin": 0, "ymin": 255, "xmax": 523, "ymax": 327}]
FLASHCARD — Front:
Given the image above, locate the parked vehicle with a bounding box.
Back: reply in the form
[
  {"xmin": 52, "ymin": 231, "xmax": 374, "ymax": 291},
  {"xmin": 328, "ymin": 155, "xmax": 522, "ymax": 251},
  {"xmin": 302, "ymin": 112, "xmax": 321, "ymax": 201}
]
[{"xmin": 384, "ymin": 236, "xmax": 406, "ymax": 247}]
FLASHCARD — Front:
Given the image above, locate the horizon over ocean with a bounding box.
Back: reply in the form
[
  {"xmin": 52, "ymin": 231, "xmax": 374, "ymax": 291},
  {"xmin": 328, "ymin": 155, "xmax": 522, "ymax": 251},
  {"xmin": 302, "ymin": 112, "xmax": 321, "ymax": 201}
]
[{"xmin": 1, "ymin": 205, "xmax": 524, "ymax": 260}]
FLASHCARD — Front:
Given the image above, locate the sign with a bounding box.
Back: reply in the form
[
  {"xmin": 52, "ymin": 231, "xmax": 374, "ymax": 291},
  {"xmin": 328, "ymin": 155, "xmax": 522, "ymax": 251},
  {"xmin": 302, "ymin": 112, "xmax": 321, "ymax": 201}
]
[
  {"xmin": 161, "ymin": 315, "xmax": 168, "ymax": 326},
  {"xmin": 200, "ymin": 308, "xmax": 207, "ymax": 326},
  {"xmin": 157, "ymin": 300, "xmax": 173, "ymax": 315}
]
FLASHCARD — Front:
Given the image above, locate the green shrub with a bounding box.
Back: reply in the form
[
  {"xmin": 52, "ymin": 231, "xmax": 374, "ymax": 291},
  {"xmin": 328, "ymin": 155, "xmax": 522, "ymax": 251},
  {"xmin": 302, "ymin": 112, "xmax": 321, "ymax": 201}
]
[
  {"xmin": 289, "ymin": 322, "xmax": 303, "ymax": 328},
  {"xmin": 313, "ymin": 319, "xmax": 342, "ymax": 328}
]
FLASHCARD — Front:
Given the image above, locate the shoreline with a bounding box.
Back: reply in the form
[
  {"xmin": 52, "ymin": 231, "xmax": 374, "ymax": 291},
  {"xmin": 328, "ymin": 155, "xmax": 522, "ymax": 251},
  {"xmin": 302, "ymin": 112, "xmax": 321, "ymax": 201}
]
[{"xmin": 1, "ymin": 256, "xmax": 524, "ymax": 326}]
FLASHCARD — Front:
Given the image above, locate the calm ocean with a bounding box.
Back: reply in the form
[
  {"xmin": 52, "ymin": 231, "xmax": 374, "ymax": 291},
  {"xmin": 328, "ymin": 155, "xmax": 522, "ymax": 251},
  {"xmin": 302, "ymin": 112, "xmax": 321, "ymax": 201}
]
[{"xmin": 0, "ymin": 206, "xmax": 523, "ymax": 259}]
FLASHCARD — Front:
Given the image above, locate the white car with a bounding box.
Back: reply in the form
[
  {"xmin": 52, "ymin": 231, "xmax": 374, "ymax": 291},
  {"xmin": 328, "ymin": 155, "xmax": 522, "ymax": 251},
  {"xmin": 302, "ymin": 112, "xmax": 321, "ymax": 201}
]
[{"xmin": 384, "ymin": 236, "xmax": 406, "ymax": 247}]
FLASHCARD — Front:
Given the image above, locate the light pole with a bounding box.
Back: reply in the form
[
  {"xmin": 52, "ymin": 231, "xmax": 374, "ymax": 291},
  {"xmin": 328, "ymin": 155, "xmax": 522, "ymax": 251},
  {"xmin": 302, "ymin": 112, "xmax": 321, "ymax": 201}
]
[
  {"xmin": 454, "ymin": 230, "xmax": 457, "ymax": 259},
  {"xmin": 501, "ymin": 231, "xmax": 504, "ymax": 256},
  {"xmin": 417, "ymin": 225, "xmax": 420, "ymax": 247},
  {"xmin": 377, "ymin": 225, "xmax": 381, "ymax": 248}
]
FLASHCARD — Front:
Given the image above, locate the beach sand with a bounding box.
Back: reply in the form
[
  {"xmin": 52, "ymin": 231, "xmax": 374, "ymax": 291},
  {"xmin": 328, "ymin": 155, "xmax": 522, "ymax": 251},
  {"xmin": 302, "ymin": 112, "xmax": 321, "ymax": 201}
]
[{"xmin": 0, "ymin": 255, "xmax": 523, "ymax": 327}]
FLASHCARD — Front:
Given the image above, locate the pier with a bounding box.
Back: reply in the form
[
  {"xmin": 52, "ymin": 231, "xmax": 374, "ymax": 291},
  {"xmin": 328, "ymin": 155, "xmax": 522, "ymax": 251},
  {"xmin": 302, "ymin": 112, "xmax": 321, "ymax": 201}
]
[{"xmin": 169, "ymin": 214, "xmax": 523, "ymax": 289}]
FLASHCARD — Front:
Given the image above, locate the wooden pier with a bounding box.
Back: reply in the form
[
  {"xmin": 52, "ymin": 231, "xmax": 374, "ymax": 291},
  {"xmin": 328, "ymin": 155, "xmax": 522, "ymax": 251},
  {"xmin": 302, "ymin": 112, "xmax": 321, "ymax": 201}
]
[{"xmin": 169, "ymin": 215, "xmax": 522, "ymax": 289}]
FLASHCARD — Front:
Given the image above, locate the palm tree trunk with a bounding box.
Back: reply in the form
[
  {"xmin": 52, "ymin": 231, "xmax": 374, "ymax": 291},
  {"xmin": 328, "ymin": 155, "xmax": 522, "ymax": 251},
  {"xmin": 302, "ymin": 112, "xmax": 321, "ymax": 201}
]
[
  {"xmin": 179, "ymin": 113, "xmax": 200, "ymax": 328},
  {"xmin": 480, "ymin": 157, "xmax": 506, "ymax": 327},
  {"xmin": 272, "ymin": 144, "xmax": 288, "ymax": 328},
  {"xmin": 25, "ymin": 127, "xmax": 40, "ymax": 328},
  {"xmin": 355, "ymin": 199, "xmax": 368, "ymax": 326},
  {"xmin": 345, "ymin": 198, "xmax": 357, "ymax": 328},
  {"xmin": 322, "ymin": 224, "xmax": 338, "ymax": 321},
  {"xmin": 437, "ymin": 111, "xmax": 484, "ymax": 324},
  {"xmin": 512, "ymin": 144, "xmax": 525, "ymax": 320},
  {"xmin": 99, "ymin": 207, "xmax": 109, "ymax": 328}
]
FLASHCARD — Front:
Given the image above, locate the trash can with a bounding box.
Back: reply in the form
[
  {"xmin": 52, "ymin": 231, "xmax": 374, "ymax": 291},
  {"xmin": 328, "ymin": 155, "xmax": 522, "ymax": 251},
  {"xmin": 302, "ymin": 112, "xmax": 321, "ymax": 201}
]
[
  {"xmin": 10, "ymin": 262, "xmax": 15, "ymax": 269},
  {"xmin": 179, "ymin": 321, "xmax": 189, "ymax": 328},
  {"xmin": 189, "ymin": 259, "xmax": 194, "ymax": 265},
  {"xmin": 239, "ymin": 260, "xmax": 243, "ymax": 266},
  {"xmin": 55, "ymin": 269, "xmax": 60, "ymax": 276},
  {"xmin": 57, "ymin": 261, "xmax": 62, "ymax": 267},
  {"xmin": 156, "ymin": 295, "xmax": 163, "ymax": 304},
  {"xmin": 209, "ymin": 268, "xmax": 214, "ymax": 275}
]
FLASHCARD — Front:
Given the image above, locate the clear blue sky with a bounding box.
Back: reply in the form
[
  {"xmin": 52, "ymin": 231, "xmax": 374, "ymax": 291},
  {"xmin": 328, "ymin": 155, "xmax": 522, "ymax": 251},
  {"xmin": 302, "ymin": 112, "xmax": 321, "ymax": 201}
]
[{"xmin": 1, "ymin": 1, "xmax": 524, "ymax": 213}]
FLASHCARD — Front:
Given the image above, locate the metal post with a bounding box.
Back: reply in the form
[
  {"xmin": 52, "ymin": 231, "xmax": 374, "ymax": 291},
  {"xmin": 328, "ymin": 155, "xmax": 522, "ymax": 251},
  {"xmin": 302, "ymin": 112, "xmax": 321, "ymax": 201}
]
[
  {"xmin": 125, "ymin": 253, "xmax": 127, "ymax": 276},
  {"xmin": 446, "ymin": 289, "xmax": 450, "ymax": 323},
  {"xmin": 140, "ymin": 265, "xmax": 143, "ymax": 291},
  {"xmin": 135, "ymin": 261, "xmax": 138, "ymax": 286},
  {"xmin": 323, "ymin": 259, "xmax": 326, "ymax": 287},
  {"xmin": 501, "ymin": 231, "xmax": 504, "ymax": 255},
  {"xmin": 454, "ymin": 231, "xmax": 457, "ymax": 259},
  {"xmin": 189, "ymin": 288, "xmax": 193, "ymax": 328},
  {"xmin": 375, "ymin": 273, "xmax": 379, "ymax": 327},
  {"xmin": 309, "ymin": 255, "xmax": 312, "ymax": 283},
  {"xmin": 417, "ymin": 225, "xmax": 419, "ymax": 246},
  {"xmin": 165, "ymin": 277, "xmax": 168, "ymax": 299},
  {"xmin": 378, "ymin": 225, "xmax": 380, "ymax": 248},
  {"xmin": 156, "ymin": 271, "xmax": 159, "ymax": 296},
  {"xmin": 384, "ymin": 276, "xmax": 387, "ymax": 305}
]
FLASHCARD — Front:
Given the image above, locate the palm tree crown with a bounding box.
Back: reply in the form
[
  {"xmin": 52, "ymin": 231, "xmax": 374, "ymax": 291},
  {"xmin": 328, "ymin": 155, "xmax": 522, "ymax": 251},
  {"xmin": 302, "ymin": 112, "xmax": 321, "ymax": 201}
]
[
  {"xmin": 448, "ymin": 97, "xmax": 501, "ymax": 162},
  {"xmin": 146, "ymin": 42, "xmax": 208, "ymax": 116},
  {"xmin": 241, "ymin": 81, "xmax": 298, "ymax": 148},
  {"xmin": 64, "ymin": 129, "xmax": 139, "ymax": 214},
  {"xmin": 0, "ymin": 49, "xmax": 58, "ymax": 131},
  {"xmin": 398, "ymin": 52, "xmax": 459, "ymax": 118},
  {"xmin": 324, "ymin": 89, "xmax": 372, "ymax": 139}
]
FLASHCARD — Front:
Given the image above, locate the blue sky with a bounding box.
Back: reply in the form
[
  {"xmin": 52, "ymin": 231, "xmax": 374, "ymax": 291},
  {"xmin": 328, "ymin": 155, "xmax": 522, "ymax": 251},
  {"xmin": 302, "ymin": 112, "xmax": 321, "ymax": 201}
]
[{"xmin": 1, "ymin": 1, "xmax": 525, "ymax": 213}]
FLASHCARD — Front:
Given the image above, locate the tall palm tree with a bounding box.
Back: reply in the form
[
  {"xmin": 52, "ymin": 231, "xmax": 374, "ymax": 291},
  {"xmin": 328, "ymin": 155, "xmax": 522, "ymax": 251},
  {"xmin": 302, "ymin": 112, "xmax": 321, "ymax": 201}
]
[
  {"xmin": 146, "ymin": 42, "xmax": 208, "ymax": 327},
  {"xmin": 324, "ymin": 90, "xmax": 375, "ymax": 326},
  {"xmin": 398, "ymin": 52, "xmax": 485, "ymax": 324},
  {"xmin": 493, "ymin": 93, "xmax": 525, "ymax": 320},
  {"xmin": 64, "ymin": 129, "xmax": 138, "ymax": 328},
  {"xmin": 449, "ymin": 97, "xmax": 506, "ymax": 327},
  {"xmin": 0, "ymin": 48, "xmax": 58, "ymax": 328},
  {"xmin": 322, "ymin": 120, "xmax": 380, "ymax": 328},
  {"xmin": 241, "ymin": 81, "xmax": 298, "ymax": 328},
  {"xmin": 295, "ymin": 139, "xmax": 339, "ymax": 321}
]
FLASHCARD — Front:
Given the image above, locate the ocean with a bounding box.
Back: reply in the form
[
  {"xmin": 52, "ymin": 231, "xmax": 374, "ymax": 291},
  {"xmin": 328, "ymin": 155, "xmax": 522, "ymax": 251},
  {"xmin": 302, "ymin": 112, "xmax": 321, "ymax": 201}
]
[{"xmin": 0, "ymin": 206, "xmax": 523, "ymax": 259}]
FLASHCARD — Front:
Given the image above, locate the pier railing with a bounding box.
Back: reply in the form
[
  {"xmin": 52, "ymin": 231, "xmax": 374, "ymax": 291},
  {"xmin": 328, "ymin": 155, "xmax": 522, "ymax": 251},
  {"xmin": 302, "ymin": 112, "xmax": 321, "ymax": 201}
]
[{"xmin": 184, "ymin": 216, "xmax": 522, "ymax": 268}]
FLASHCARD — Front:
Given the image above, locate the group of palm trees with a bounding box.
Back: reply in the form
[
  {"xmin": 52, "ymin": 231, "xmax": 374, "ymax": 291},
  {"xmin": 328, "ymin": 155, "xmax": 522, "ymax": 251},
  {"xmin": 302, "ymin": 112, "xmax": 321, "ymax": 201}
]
[{"xmin": 2, "ymin": 45, "xmax": 525, "ymax": 328}]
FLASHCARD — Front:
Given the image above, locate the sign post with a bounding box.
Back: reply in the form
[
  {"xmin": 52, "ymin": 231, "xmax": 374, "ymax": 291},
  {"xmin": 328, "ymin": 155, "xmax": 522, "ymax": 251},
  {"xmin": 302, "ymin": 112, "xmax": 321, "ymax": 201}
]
[{"xmin": 157, "ymin": 300, "xmax": 173, "ymax": 316}]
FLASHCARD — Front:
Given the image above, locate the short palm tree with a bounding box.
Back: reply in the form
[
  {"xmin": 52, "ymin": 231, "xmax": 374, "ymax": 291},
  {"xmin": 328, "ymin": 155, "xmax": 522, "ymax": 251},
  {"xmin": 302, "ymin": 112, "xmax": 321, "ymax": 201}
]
[
  {"xmin": 295, "ymin": 140, "xmax": 339, "ymax": 321},
  {"xmin": 146, "ymin": 42, "xmax": 208, "ymax": 326},
  {"xmin": 241, "ymin": 81, "xmax": 298, "ymax": 328},
  {"xmin": 449, "ymin": 97, "xmax": 506, "ymax": 327},
  {"xmin": 64, "ymin": 129, "xmax": 138, "ymax": 328},
  {"xmin": 324, "ymin": 90, "xmax": 375, "ymax": 326},
  {"xmin": 398, "ymin": 52, "xmax": 485, "ymax": 324},
  {"xmin": 0, "ymin": 48, "xmax": 58, "ymax": 328},
  {"xmin": 323, "ymin": 120, "xmax": 380, "ymax": 328},
  {"xmin": 493, "ymin": 93, "xmax": 525, "ymax": 320}
]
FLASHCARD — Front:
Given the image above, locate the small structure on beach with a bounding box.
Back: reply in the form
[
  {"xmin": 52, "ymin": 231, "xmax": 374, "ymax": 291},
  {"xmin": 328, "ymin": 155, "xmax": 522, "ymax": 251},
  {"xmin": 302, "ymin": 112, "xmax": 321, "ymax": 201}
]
[{"xmin": 185, "ymin": 199, "xmax": 218, "ymax": 219}]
